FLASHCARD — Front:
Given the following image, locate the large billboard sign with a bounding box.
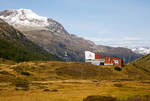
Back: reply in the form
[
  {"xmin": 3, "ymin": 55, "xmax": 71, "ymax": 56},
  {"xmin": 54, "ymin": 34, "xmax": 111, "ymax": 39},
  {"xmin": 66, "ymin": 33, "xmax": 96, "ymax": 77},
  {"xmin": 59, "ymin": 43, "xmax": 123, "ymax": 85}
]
[{"xmin": 85, "ymin": 51, "xmax": 95, "ymax": 60}]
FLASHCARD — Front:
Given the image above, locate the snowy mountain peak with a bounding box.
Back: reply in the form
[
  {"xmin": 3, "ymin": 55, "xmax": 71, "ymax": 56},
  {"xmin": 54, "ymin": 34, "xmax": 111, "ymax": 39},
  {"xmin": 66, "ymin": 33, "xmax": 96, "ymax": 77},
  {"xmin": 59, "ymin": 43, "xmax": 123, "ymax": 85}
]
[
  {"xmin": 0, "ymin": 9, "xmax": 49, "ymax": 27},
  {"xmin": 131, "ymin": 46, "xmax": 150, "ymax": 55},
  {"xmin": 0, "ymin": 9, "xmax": 67, "ymax": 34}
]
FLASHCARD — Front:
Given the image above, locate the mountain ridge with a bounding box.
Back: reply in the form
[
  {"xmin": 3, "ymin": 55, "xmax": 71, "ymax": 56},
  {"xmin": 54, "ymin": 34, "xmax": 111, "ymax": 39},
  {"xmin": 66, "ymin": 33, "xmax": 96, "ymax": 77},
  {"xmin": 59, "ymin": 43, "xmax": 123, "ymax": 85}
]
[
  {"xmin": 0, "ymin": 9, "xmax": 142, "ymax": 63},
  {"xmin": 0, "ymin": 18, "xmax": 61, "ymax": 62}
]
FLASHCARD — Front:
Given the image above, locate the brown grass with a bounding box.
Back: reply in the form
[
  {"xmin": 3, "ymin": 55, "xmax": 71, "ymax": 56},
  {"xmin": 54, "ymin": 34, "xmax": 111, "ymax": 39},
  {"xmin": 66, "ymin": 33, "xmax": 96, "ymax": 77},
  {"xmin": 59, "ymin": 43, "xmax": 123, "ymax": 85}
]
[
  {"xmin": 0, "ymin": 80, "xmax": 150, "ymax": 101},
  {"xmin": 0, "ymin": 61, "xmax": 150, "ymax": 101}
]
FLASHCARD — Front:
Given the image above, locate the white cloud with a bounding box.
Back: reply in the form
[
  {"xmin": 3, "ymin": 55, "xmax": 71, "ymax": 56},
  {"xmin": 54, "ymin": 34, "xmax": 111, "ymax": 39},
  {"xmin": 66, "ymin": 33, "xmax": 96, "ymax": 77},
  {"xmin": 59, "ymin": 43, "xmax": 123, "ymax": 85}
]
[
  {"xmin": 122, "ymin": 37, "xmax": 142, "ymax": 41},
  {"xmin": 85, "ymin": 37, "xmax": 114, "ymax": 43},
  {"xmin": 84, "ymin": 36, "xmax": 148, "ymax": 47}
]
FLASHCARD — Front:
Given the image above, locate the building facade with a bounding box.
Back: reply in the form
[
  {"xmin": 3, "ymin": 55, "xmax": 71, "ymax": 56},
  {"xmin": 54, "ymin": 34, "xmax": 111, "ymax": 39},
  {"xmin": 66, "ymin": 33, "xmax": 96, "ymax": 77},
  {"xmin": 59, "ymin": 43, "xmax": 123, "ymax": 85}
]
[{"xmin": 85, "ymin": 51, "xmax": 123, "ymax": 67}]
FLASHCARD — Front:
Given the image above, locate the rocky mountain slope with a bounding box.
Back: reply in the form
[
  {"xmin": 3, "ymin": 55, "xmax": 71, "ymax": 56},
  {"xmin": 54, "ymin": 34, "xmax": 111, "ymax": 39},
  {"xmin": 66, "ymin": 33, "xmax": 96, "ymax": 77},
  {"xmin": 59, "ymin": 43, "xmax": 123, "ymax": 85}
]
[
  {"xmin": 0, "ymin": 9, "xmax": 142, "ymax": 63},
  {"xmin": 0, "ymin": 18, "xmax": 61, "ymax": 62},
  {"xmin": 96, "ymin": 45, "xmax": 142, "ymax": 63}
]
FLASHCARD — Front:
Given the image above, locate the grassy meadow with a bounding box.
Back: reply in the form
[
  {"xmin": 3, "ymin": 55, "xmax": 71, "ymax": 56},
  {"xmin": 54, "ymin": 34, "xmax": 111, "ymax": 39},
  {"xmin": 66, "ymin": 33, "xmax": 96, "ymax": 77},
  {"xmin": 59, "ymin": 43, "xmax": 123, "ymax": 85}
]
[
  {"xmin": 0, "ymin": 80, "xmax": 150, "ymax": 101},
  {"xmin": 0, "ymin": 60, "xmax": 150, "ymax": 101}
]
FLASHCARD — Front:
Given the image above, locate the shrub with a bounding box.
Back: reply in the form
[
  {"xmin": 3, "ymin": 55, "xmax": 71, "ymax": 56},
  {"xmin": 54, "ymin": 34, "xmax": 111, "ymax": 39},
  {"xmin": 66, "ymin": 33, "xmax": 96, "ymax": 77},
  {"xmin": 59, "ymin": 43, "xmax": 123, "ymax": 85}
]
[
  {"xmin": 114, "ymin": 83, "xmax": 123, "ymax": 87},
  {"xmin": 92, "ymin": 80, "xmax": 98, "ymax": 82},
  {"xmin": 125, "ymin": 95, "xmax": 150, "ymax": 101},
  {"xmin": 43, "ymin": 89, "xmax": 50, "ymax": 92},
  {"xmin": 51, "ymin": 89, "xmax": 58, "ymax": 92},
  {"xmin": 13, "ymin": 66, "xmax": 23, "ymax": 73},
  {"xmin": 21, "ymin": 71, "xmax": 30, "ymax": 76},
  {"xmin": 83, "ymin": 95, "xmax": 117, "ymax": 101},
  {"xmin": 12, "ymin": 78, "xmax": 29, "ymax": 90},
  {"xmin": 114, "ymin": 67, "xmax": 122, "ymax": 71},
  {"xmin": 0, "ymin": 71, "xmax": 14, "ymax": 76},
  {"xmin": 43, "ymin": 89, "xmax": 58, "ymax": 92}
]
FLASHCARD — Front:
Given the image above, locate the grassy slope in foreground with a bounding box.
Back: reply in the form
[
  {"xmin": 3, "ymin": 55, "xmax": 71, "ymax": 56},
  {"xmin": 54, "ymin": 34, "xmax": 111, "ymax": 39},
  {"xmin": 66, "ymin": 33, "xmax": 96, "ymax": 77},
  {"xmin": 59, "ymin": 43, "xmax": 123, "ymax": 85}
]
[
  {"xmin": 0, "ymin": 61, "xmax": 150, "ymax": 84},
  {"xmin": 0, "ymin": 19, "xmax": 61, "ymax": 62},
  {"xmin": 0, "ymin": 61, "xmax": 150, "ymax": 101},
  {"xmin": 132, "ymin": 54, "xmax": 150, "ymax": 73}
]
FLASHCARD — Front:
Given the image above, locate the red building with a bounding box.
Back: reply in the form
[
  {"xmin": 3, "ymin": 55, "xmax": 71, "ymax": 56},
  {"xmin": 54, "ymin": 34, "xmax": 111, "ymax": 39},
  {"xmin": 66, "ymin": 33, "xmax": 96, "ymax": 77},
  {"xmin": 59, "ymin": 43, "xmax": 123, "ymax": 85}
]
[
  {"xmin": 85, "ymin": 51, "xmax": 124, "ymax": 67},
  {"xmin": 95, "ymin": 54, "xmax": 101, "ymax": 59},
  {"xmin": 104, "ymin": 56, "xmax": 123, "ymax": 67}
]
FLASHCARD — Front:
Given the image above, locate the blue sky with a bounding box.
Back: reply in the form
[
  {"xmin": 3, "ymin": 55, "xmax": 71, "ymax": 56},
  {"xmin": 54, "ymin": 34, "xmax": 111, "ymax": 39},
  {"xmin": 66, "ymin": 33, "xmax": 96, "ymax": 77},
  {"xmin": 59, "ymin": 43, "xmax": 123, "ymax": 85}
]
[{"xmin": 1, "ymin": 0, "xmax": 150, "ymax": 47}]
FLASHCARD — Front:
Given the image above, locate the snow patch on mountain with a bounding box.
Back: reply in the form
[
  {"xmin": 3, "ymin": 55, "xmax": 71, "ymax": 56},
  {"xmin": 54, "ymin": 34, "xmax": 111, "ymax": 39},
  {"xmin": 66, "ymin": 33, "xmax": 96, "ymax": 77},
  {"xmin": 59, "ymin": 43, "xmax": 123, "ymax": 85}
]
[
  {"xmin": 131, "ymin": 47, "xmax": 150, "ymax": 55},
  {"xmin": 0, "ymin": 9, "xmax": 49, "ymax": 27},
  {"xmin": 0, "ymin": 8, "xmax": 67, "ymax": 34}
]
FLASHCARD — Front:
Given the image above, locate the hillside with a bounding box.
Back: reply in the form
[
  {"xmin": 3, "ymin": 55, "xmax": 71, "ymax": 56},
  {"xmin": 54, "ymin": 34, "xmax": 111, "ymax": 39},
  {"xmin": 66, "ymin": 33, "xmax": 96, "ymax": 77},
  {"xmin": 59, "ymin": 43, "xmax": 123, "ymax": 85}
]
[
  {"xmin": 131, "ymin": 54, "xmax": 150, "ymax": 73},
  {"xmin": 0, "ymin": 19, "xmax": 61, "ymax": 62},
  {"xmin": 97, "ymin": 45, "xmax": 141, "ymax": 63},
  {"xmin": 0, "ymin": 9, "xmax": 142, "ymax": 63},
  {"xmin": 0, "ymin": 59, "xmax": 150, "ymax": 101},
  {"xmin": 0, "ymin": 60, "xmax": 150, "ymax": 84}
]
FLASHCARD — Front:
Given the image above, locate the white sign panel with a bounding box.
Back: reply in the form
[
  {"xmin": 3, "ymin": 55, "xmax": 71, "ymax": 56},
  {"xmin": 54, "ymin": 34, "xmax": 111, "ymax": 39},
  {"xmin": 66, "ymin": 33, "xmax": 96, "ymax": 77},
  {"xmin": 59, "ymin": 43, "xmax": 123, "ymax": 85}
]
[
  {"xmin": 85, "ymin": 51, "xmax": 95, "ymax": 60},
  {"xmin": 114, "ymin": 60, "xmax": 119, "ymax": 64}
]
